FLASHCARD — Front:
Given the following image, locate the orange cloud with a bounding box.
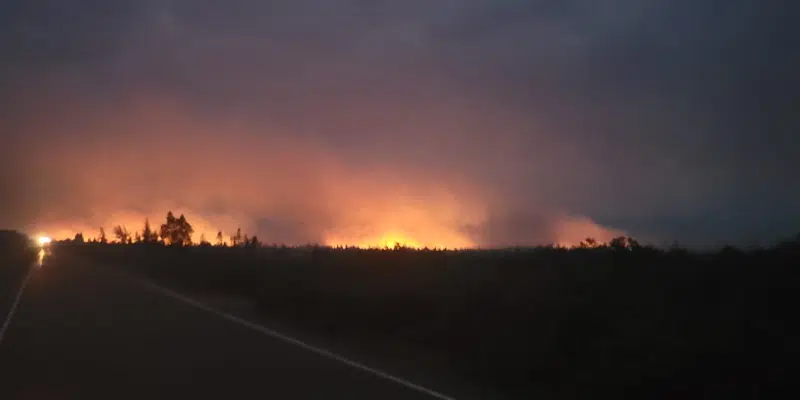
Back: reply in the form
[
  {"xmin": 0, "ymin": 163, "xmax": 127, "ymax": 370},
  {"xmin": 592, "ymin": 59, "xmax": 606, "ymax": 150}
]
[{"xmin": 16, "ymin": 92, "xmax": 624, "ymax": 249}]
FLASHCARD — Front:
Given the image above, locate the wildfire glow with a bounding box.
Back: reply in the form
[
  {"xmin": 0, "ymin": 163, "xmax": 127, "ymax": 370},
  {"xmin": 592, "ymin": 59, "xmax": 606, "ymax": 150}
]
[
  {"xmin": 552, "ymin": 215, "xmax": 627, "ymax": 248},
  {"xmin": 24, "ymin": 195, "xmax": 624, "ymax": 250},
  {"xmin": 372, "ymin": 232, "xmax": 423, "ymax": 249},
  {"xmin": 28, "ymin": 211, "xmax": 625, "ymax": 250},
  {"xmin": 326, "ymin": 231, "xmax": 425, "ymax": 249},
  {"xmin": 10, "ymin": 81, "xmax": 634, "ymax": 254},
  {"xmin": 324, "ymin": 229, "xmax": 474, "ymax": 250}
]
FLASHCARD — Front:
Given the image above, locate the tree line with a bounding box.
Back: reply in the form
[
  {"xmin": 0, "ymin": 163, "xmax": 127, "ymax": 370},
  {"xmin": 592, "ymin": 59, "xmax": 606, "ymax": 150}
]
[
  {"xmin": 63, "ymin": 210, "xmax": 667, "ymax": 251},
  {"xmin": 65, "ymin": 211, "xmax": 795, "ymax": 252},
  {"xmin": 65, "ymin": 210, "xmax": 650, "ymax": 251},
  {"xmin": 69, "ymin": 211, "xmax": 262, "ymax": 248}
]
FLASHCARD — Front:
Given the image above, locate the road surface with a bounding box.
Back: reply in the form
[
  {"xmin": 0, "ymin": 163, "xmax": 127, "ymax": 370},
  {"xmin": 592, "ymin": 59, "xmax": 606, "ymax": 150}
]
[{"xmin": 0, "ymin": 251, "xmax": 459, "ymax": 399}]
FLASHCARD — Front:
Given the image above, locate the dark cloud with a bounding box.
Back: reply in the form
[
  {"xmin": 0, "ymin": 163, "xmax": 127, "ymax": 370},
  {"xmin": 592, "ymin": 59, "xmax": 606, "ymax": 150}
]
[{"xmin": 1, "ymin": 0, "xmax": 798, "ymax": 247}]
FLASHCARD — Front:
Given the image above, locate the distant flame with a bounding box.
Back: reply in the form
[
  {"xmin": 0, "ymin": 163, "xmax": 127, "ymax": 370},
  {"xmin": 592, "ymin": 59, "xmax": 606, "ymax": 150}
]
[
  {"xmin": 326, "ymin": 231, "xmax": 423, "ymax": 249},
  {"xmin": 324, "ymin": 229, "xmax": 473, "ymax": 250}
]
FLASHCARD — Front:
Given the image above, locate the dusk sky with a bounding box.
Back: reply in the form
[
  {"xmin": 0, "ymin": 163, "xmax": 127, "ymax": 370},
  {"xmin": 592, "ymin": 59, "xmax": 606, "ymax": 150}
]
[{"xmin": 1, "ymin": 1, "xmax": 798, "ymax": 248}]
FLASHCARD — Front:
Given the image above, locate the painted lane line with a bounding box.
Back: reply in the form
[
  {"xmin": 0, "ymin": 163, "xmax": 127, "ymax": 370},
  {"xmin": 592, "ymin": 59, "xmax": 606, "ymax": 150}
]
[
  {"xmin": 135, "ymin": 278, "xmax": 455, "ymax": 400},
  {"xmin": 0, "ymin": 268, "xmax": 34, "ymax": 346}
]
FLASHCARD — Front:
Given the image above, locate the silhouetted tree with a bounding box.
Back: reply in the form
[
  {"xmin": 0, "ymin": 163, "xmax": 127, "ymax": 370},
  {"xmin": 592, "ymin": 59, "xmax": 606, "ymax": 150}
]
[
  {"xmin": 231, "ymin": 228, "xmax": 243, "ymax": 247},
  {"xmin": 160, "ymin": 211, "xmax": 194, "ymax": 246},
  {"xmin": 242, "ymin": 234, "xmax": 260, "ymax": 248},
  {"xmin": 113, "ymin": 225, "xmax": 131, "ymax": 244},
  {"xmin": 580, "ymin": 237, "xmax": 598, "ymax": 248},
  {"xmin": 610, "ymin": 236, "xmax": 633, "ymax": 251},
  {"xmin": 177, "ymin": 214, "xmax": 194, "ymax": 246},
  {"xmin": 73, "ymin": 233, "xmax": 84, "ymax": 244},
  {"xmin": 160, "ymin": 212, "xmax": 176, "ymax": 245},
  {"xmin": 134, "ymin": 231, "xmax": 142, "ymax": 243},
  {"xmin": 142, "ymin": 218, "xmax": 158, "ymax": 243},
  {"xmin": 216, "ymin": 231, "xmax": 224, "ymax": 247},
  {"xmin": 199, "ymin": 233, "xmax": 211, "ymax": 247},
  {"xmin": 626, "ymin": 236, "xmax": 641, "ymax": 250},
  {"xmin": 99, "ymin": 227, "xmax": 107, "ymax": 244}
]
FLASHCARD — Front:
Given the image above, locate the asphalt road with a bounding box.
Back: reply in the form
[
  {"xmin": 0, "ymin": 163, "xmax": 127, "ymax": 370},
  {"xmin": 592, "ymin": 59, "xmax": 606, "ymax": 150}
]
[{"xmin": 0, "ymin": 251, "xmax": 457, "ymax": 399}]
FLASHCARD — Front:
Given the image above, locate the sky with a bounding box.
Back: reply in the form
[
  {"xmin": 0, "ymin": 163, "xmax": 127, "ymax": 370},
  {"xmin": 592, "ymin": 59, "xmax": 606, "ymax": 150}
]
[{"xmin": 0, "ymin": 0, "xmax": 798, "ymax": 248}]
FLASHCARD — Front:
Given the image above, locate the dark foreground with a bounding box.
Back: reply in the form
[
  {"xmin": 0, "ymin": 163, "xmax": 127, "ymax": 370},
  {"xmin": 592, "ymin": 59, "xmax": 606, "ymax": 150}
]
[
  {"xmin": 3, "ymin": 235, "xmax": 799, "ymax": 399},
  {"xmin": 60, "ymin": 239, "xmax": 800, "ymax": 399},
  {"xmin": 0, "ymin": 253, "xmax": 461, "ymax": 399}
]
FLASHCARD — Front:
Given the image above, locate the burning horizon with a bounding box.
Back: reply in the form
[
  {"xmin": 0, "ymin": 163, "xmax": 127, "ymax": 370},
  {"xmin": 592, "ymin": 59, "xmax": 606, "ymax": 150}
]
[
  {"xmin": 27, "ymin": 202, "xmax": 624, "ymax": 250},
  {"xmin": 1, "ymin": 0, "xmax": 798, "ymax": 250},
  {"xmin": 8, "ymin": 93, "xmax": 626, "ymax": 249},
  {"xmin": 30, "ymin": 210, "xmax": 624, "ymax": 249}
]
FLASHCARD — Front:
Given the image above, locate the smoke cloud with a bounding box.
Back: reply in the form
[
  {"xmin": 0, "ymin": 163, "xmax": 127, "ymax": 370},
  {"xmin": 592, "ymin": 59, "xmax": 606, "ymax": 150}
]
[
  {"xmin": 2, "ymin": 86, "xmax": 621, "ymax": 248},
  {"xmin": 2, "ymin": 0, "xmax": 797, "ymax": 247}
]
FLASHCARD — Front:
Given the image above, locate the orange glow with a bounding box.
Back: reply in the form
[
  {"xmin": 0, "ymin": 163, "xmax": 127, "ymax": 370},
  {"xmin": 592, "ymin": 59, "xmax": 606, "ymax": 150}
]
[
  {"xmin": 30, "ymin": 210, "xmax": 624, "ymax": 250},
  {"xmin": 31, "ymin": 210, "xmax": 239, "ymax": 246},
  {"xmin": 16, "ymin": 99, "xmax": 625, "ymax": 249},
  {"xmin": 30, "ymin": 208, "xmax": 623, "ymax": 250},
  {"xmin": 325, "ymin": 230, "xmax": 462, "ymax": 249},
  {"xmin": 8, "ymin": 71, "xmax": 636, "ymax": 253},
  {"xmin": 552, "ymin": 215, "xmax": 626, "ymax": 248}
]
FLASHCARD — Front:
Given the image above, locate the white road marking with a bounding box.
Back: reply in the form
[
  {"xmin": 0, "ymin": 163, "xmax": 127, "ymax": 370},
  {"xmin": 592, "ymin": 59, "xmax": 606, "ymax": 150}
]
[
  {"xmin": 0, "ymin": 268, "xmax": 34, "ymax": 346},
  {"xmin": 135, "ymin": 278, "xmax": 456, "ymax": 400}
]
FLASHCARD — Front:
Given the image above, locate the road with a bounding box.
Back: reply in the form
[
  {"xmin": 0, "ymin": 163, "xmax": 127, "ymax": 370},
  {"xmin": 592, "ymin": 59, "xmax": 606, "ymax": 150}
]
[{"xmin": 0, "ymin": 251, "xmax": 458, "ymax": 399}]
